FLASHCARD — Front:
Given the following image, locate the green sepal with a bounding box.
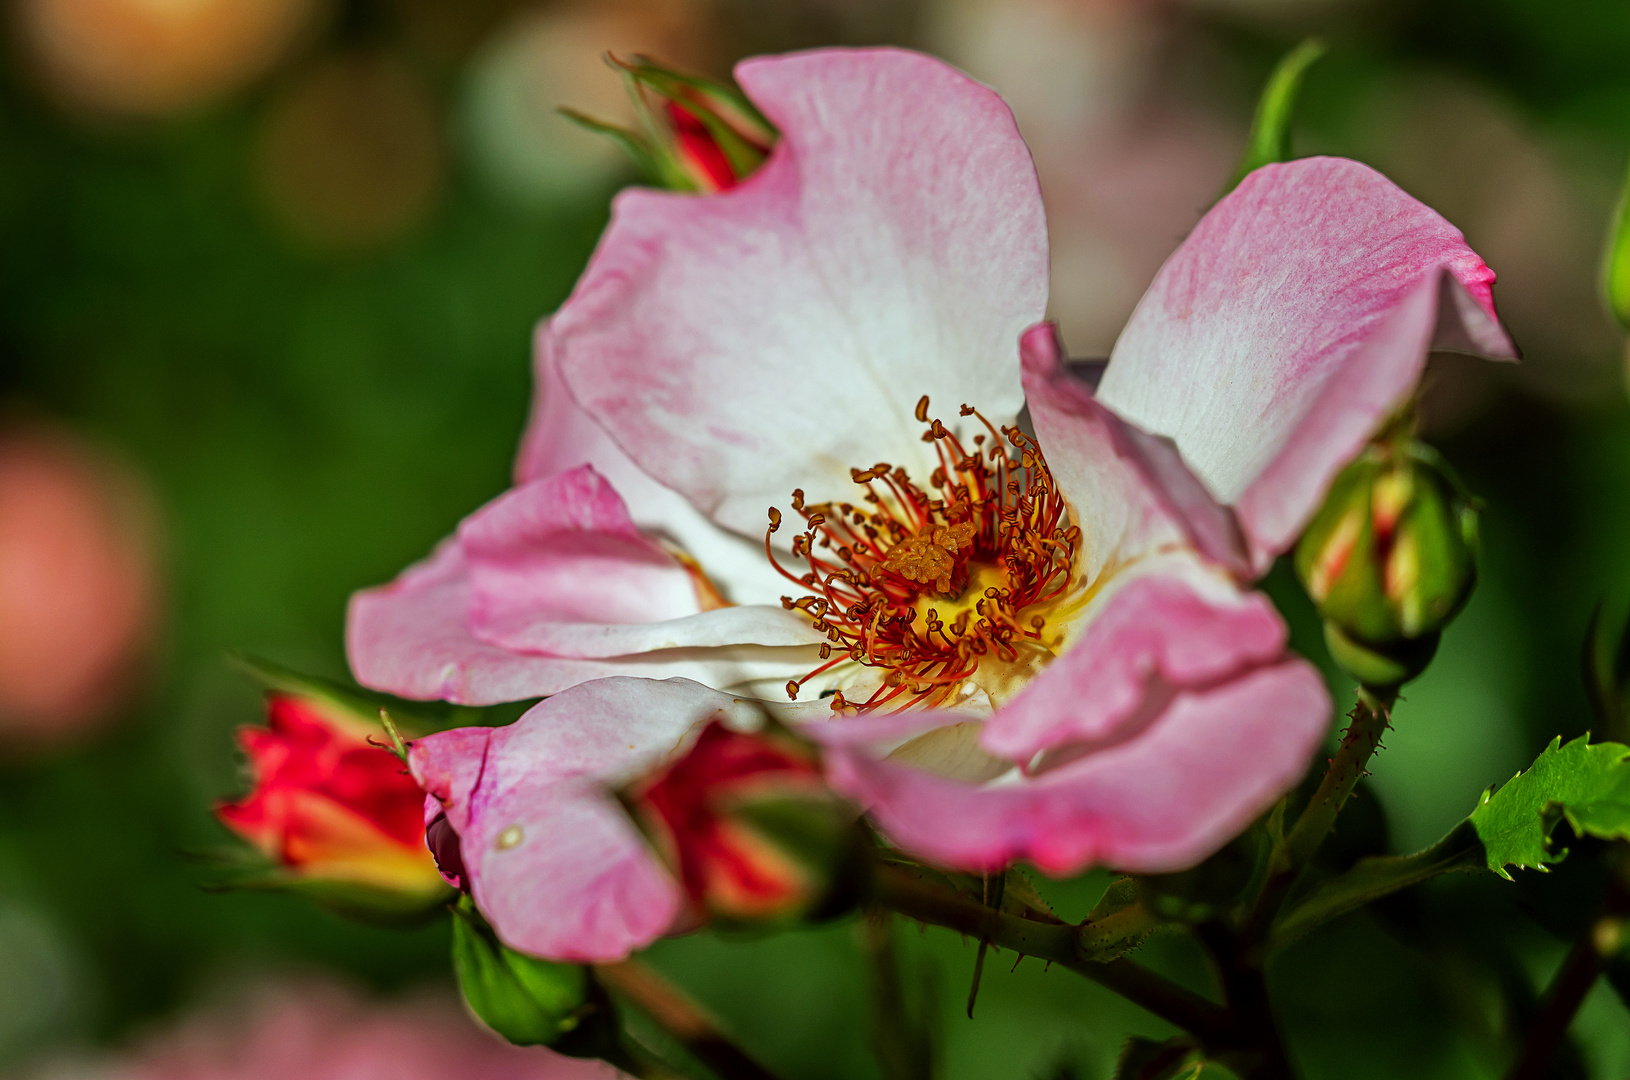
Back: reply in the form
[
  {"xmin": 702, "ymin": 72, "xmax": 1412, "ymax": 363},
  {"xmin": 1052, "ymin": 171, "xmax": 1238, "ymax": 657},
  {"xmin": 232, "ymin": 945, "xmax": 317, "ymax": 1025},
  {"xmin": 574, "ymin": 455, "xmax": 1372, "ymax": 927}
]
[
  {"xmin": 1295, "ymin": 438, "xmax": 1479, "ymax": 688},
  {"xmin": 1223, "ymin": 38, "xmax": 1326, "ymax": 194},
  {"xmin": 1077, "ymin": 878, "xmax": 1162, "ymax": 962},
  {"xmin": 449, "ymin": 899, "xmax": 609, "ymax": 1051},
  {"xmin": 1601, "ymin": 153, "xmax": 1630, "ymax": 332},
  {"xmin": 229, "ymin": 652, "xmax": 534, "ymax": 736},
  {"xmin": 613, "ymin": 55, "xmax": 775, "ymax": 178},
  {"xmin": 1470, "ymin": 735, "xmax": 1630, "ymax": 877},
  {"xmin": 199, "ymin": 848, "xmax": 455, "ymax": 926},
  {"xmin": 558, "ymin": 107, "xmax": 690, "ymax": 191},
  {"xmin": 1323, "ymin": 623, "xmax": 1440, "ymax": 690}
]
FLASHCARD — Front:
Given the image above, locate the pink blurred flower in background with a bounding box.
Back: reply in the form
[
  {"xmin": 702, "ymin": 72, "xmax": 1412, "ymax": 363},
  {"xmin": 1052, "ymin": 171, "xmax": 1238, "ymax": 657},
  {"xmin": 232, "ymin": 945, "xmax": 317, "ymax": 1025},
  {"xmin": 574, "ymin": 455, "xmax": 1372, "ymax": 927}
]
[
  {"xmin": 21, "ymin": 978, "xmax": 624, "ymax": 1080},
  {"xmin": 0, "ymin": 422, "xmax": 160, "ymax": 751},
  {"xmin": 352, "ymin": 47, "xmax": 1513, "ymax": 962}
]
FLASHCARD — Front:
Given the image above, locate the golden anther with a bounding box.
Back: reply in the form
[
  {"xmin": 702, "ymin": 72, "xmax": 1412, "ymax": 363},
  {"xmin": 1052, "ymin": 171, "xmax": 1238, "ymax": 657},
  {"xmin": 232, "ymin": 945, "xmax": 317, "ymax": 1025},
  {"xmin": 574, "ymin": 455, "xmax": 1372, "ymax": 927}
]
[{"xmin": 915, "ymin": 395, "xmax": 931, "ymax": 422}]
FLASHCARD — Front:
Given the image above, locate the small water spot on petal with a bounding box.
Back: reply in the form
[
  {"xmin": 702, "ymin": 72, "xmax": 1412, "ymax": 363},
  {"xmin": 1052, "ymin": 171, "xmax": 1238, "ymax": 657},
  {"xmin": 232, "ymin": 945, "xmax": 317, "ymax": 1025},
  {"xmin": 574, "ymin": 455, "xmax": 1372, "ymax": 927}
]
[{"xmin": 495, "ymin": 825, "xmax": 524, "ymax": 850}]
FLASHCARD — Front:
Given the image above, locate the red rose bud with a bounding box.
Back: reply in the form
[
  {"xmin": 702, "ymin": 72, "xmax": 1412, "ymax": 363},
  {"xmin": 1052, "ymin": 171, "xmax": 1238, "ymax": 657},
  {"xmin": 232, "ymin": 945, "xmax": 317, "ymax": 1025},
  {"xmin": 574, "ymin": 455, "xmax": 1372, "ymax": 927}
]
[
  {"xmin": 216, "ymin": 691, "xmax": 451, "ymax": 913},
  {"xmin": 624, "ymin": 719, "xmax": 866, "ymax": 925},
  {"xmin": 1295, "ymin": 438, "xmax": 1478, "ymax": 688},
  {"xmin": 563, "ymin": 56, "xmax": 775, "ymax": 194}
]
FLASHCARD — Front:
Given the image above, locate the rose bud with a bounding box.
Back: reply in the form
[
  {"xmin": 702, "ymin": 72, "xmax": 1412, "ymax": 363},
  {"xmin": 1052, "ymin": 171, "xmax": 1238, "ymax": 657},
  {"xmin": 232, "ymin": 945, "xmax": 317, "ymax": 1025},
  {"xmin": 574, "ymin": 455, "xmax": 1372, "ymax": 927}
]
[
  {"xmin": 215, "ymin": 690, "xmax": 452, "ymax": 916},
  {"xmin": 564, "ymin": 56, "xmax": 775, "ymax": 194},
  {"xmin": 622, "ymin": 719, "xmax": 868, "ymax": 926},
  {"xmin": 1295, "ymin": 439, "xmax": 1479, "ymax": 688}
]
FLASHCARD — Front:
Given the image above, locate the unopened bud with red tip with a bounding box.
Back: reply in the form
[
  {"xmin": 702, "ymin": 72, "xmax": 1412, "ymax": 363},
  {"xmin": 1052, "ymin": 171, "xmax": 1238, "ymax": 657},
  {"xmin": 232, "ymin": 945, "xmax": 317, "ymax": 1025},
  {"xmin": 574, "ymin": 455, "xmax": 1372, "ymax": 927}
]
[
  {"xmin": 215, "ymin": 690, "xmax": 452, "ymax": 918},
  {"xmin": 622, "ymin": 719, "xmax": 867, "ymax": 926},
  {"xmin": 563, "ymin": 56, "xmax": 775, "ymax": 194},
  {"xmin": 1295, "ymin": 438, "xmax": 1479, "ymax": 688}
]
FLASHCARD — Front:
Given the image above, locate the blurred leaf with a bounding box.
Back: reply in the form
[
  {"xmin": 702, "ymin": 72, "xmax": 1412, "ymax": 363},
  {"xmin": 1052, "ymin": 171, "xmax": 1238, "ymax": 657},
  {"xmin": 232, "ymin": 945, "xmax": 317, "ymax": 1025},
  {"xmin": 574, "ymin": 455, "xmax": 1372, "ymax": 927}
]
[
  {"xmin": 1601, "ymin": 153, "xmax": 1630, "ymax": 331},
  {"xmin": 1470, "ymin": 735, "xmax": 1630, "ymax": 877},
  {"xmin": 1224, "ymin": 38, "xmax": 1327, "ymax": 194},
  {"xmin": 1269, "ymin": 822, "xmax": 1484, "ymax": 951}
]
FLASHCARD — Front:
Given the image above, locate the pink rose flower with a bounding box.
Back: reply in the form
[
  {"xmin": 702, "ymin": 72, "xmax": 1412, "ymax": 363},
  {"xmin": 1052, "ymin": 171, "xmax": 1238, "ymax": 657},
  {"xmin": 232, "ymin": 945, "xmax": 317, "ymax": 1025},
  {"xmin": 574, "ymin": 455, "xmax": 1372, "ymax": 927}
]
[
  {"xmin": 349, "ymin": 48, "xmax": 1514, "ymax": 961},
  {"xmin": 26, "ymin": 978, "xmax": 622, "ymax": 1080}
]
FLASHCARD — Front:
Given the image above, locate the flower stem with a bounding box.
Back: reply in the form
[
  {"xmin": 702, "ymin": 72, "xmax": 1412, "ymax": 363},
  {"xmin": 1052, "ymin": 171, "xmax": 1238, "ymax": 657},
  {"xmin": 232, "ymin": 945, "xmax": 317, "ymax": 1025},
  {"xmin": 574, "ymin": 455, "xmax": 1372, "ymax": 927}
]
[
  {"xmin": 594, "ymin": 960, "xmax": 785, "ymax": 1080},
  {"xmin": 861, "ymin": 911, "xmax": 935, "ymax": 1080},
  {"xmin": 872, "ymin": 862, "xmax": 1232, "ymax": 1043},
  {"xmin": 1195, "ymin": 922, "xmax": 1295, "ymax": 1080},
  {"xmin": 1243, "ymin": 688, "xmax": 1394, "ymax": 947},
  {"xmin": 1504, "ymin": 857, "xmax": 1630, "ymax": 1080}
]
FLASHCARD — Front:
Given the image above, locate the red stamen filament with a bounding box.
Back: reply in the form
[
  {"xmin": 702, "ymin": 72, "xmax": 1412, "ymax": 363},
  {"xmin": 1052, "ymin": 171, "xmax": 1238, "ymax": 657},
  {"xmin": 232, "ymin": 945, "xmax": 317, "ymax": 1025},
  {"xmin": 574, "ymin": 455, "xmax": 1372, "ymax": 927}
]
[{"xmin": 766, "ymin": 398, "xmax": 1079, "ymax": 713}]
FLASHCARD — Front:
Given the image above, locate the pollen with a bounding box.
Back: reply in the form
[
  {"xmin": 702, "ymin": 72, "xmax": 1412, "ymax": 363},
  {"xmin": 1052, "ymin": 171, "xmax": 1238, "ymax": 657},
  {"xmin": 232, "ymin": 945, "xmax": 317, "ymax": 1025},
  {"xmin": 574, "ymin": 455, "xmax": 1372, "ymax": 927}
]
[{"xmin": 766, "ymin": 399, "xmax": 1079, "ymax": 713}]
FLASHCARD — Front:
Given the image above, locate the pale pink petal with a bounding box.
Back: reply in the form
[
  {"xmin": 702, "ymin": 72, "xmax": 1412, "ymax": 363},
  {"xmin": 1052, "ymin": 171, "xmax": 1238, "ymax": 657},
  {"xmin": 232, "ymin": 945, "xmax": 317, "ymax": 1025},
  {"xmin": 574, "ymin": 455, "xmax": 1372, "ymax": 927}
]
[
  {"xmin": 978, "ymin": 559, "xmax": 1289, "ymax": 762},
  {"xmin": 517, "ymin": 322, "xmax": 790, "ymax": 607},
  {"xmin": 1096, "ymin": 157, "xmax": 1517, "ymax": 572},
  {"xmin": 345, "ymin": 540, "xmax": 818, "ymax": 705},
  {"xmin": 820, "ymin": 659, "xmax": 1330, "ymax": 875},
  {"xmin": 1019, "ymin": 322, "xmax": 1249, "ymax": 580},
  {"xmin": 461, "ymin": 466, "xmax": 818, "ymax": 658},
  {"xmin": 408, "ymin": 677, "xmax": 760, "ymax": 962},
  {"xmin": 463, "ymin": 464, "xmax": 699, "ymax": 628},
  {"xmin": 551, "ymin": 47, "xmax": 1049, "ymax": 537}
]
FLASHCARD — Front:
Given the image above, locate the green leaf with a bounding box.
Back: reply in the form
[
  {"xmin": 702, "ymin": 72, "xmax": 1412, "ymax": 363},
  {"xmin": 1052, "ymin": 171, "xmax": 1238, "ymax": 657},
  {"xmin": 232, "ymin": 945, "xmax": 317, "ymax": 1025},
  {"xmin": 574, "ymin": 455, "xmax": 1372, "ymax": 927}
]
[
  {"xmin": 1602, "ymin": 154, "xmax": 1630, "ymax": 331},
  {"xmin": 450, "ymin": 900, "xmax": 595, "ymax": 1047},
  {"xmin": 1470, "ymin": 735, "xmax": 1630, "ymax": 877},
  {"xmin": 1224, "ymin": 38, "xmax": 1326, "ymax": 194}
]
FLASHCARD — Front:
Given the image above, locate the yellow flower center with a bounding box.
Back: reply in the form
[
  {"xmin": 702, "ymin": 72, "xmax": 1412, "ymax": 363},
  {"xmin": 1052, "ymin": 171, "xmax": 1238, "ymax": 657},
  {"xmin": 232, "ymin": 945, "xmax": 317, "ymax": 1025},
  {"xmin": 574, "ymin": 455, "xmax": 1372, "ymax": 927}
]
[{"xmin": 766, "ymin": 397, "xmax": 1080, "ymax": 713}]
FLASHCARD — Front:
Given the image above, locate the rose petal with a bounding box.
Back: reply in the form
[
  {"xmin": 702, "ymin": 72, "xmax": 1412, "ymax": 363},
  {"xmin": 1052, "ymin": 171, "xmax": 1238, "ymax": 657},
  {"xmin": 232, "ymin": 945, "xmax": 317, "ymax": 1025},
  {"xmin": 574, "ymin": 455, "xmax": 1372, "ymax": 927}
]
[
  {"xmin": 1096, "ymin": 156, "xmax": 1517, "ymax": 572},
  {"xmin": 821, "ymin": 658, "xmax": 1330, "ymax": 875},
  {"xmin": 1020, "ymin": 321, "xmax": 1249, "ymax": 580},
  {"xmin": 551, "ymin": 47, "xmax": 1049, "ymax": 536},
  {"xmin": 346, "ymin": 540, "xmax": 818, "ymax": 705},
  {"xmin": 518, "ymin": 323, "xmax": 791, "ymax": 607},
  {"xmin": 979, "ymin": 557, "xmax": 1290, "ymax": 762},
  {"xmin": 461, "ymin": 465, "xmax": 819, "ymax": 658},
  {"xmin": 408, "ymin": 677, "xmax": 763, "ymax": 961}
]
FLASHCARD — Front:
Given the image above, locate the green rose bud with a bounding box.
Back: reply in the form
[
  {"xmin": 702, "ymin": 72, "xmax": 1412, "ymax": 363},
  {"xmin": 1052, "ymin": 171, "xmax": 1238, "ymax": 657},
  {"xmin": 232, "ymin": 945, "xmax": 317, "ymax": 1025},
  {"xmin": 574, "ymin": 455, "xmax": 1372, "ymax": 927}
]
[
  {"xmin": 1295, "ymin": 441, "xmax": 1479, "ymax": 688},
  {"xmin": 450, "ymin": 899, "xmax": 611, "ymax": 1054}
]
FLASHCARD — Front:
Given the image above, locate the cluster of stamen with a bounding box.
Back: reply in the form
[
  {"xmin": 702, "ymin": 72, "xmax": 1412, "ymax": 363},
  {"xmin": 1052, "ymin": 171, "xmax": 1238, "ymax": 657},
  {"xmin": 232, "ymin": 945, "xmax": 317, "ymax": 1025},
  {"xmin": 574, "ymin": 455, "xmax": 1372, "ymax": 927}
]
[{"xmin": 767, "ymin": 396, "xmax": 1079, "ymax": 713}]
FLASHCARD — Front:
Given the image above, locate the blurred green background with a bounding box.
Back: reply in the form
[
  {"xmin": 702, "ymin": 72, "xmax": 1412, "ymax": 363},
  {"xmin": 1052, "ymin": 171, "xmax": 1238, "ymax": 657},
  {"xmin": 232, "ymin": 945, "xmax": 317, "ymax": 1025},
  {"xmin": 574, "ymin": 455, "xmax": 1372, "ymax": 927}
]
[{"xmin": 4, "ymin": 0, "xmax": 1630, "ymax": 1077}]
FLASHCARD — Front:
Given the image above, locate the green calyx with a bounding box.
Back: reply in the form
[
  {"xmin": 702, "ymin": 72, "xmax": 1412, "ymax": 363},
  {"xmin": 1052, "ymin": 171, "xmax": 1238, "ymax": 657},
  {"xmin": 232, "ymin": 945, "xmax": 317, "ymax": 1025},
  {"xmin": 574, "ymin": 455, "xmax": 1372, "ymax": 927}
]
[
  {"xmin": 1295, "ymin": 440, "xmax": 1478, "ymax": 687},
  {"xmin": 449, "ymin": 899, "xmax": 608, "ymax": 1052}
]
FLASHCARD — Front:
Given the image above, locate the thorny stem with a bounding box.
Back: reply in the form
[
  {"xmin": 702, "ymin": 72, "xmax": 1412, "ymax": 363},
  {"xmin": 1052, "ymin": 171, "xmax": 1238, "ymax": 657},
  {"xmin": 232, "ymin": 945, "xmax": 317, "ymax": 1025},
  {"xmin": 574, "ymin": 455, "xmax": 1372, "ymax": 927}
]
[
  {"xmin": 1505, "ymin": 859, "xmax": 1630, "ymax": 1080},
  {"xmin": 594, "ymin": 960, "xmax": 785, "ymax": 1080},
  {"xmin": 1243, "ymin": 688, "xmax": 1395, "ymax": 947},
  {"xmin": 872, "ymin": 862, "xmax": 1233, "ymax": 1044},
  {"xmin": 1196, "ymin": 922, "xmax": 1295, "ymax": 1080},
  {"xmin": 862, "ymin": 911, "xmax": 934, "ymax": 1080}
]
